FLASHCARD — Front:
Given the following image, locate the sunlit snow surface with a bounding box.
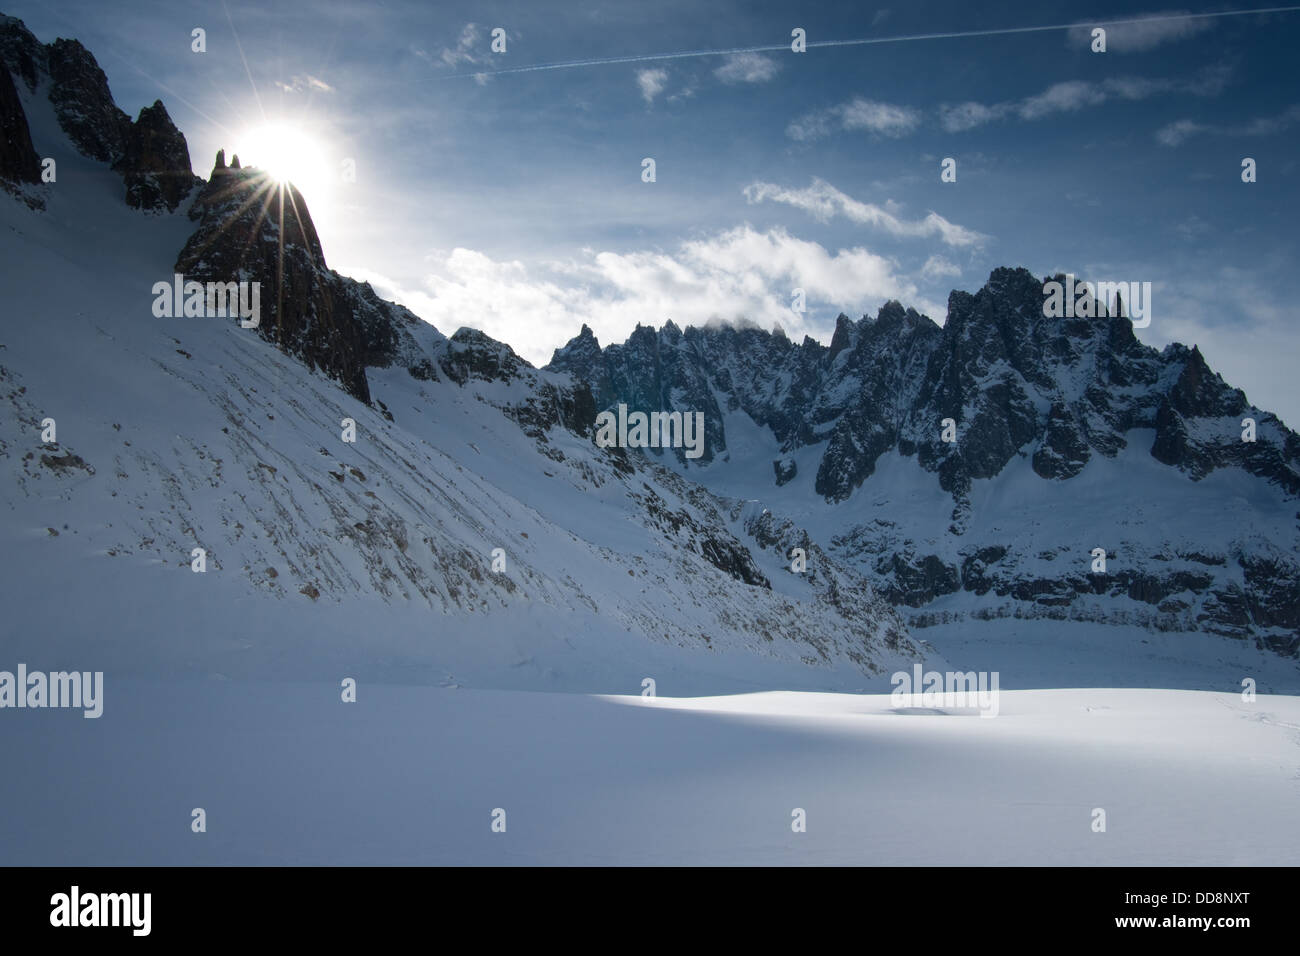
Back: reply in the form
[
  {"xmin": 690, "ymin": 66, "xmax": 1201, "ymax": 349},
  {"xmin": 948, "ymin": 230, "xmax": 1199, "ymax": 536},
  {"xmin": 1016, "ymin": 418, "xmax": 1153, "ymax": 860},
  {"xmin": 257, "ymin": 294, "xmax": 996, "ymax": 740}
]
[{"xmin": 2, "ymin": 679, "xmax": 1297, "ymax": 865}]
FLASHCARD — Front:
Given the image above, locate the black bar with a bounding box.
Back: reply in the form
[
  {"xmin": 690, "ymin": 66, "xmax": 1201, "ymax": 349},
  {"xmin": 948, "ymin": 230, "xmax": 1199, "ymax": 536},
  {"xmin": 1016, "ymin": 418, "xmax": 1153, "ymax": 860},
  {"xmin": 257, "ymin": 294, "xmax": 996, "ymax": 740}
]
[{"xmin": 0, "ymin": 867, "xmax": 1280, "ymax": 941}]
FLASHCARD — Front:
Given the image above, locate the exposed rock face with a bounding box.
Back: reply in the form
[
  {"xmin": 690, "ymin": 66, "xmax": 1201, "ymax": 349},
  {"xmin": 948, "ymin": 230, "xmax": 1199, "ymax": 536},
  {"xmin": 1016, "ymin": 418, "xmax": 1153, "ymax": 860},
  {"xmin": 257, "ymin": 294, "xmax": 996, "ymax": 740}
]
[
  {"xmin": 551, "ymin": 320, "xmax": 728, "ymax": 464},
  {"xmin": 45, "ymin": 37, "xmax": 130, "ymax": 163},
  {"xmin": 773, "ymin": 456, "xmax": 797, "ymax": 485},
  {"xmin": 0, "ymin": 17, "xmax": 197, "ymax": 212},
  {"xmin": 550, "ymin": 267, "xmax": 1298, "ymax": 501},
  {"xmin": 439, "ymin": 327, "xmax": 526, "ymax": 385},
  {"xmin": 0, "ymin": 54, "xmax": 39, "ymax": 186},
  {"xmin": 116, "ymin": 100, "xmax": 201, "ymax": 212},
  {"xmin": 0, "ymin": 15, "xmax": 46, "ymax": 92},
  {"xmin": 174, "ymin": 154, "xmax": 456, "ymax": 406},
  {"xmin": 742, "ymin": 505, "xmax": 910, "ymax": 656},
  {"xmin": 1033, "ymin": 401, "xmax": 1091, "ymax": 479},
  {"xmin": 175, "ymin": 158, "xmax": 373, "ymax": 402},
  {"xmin": 549, "ymin": 267, "xmax": 1300, "ymax": 657}
]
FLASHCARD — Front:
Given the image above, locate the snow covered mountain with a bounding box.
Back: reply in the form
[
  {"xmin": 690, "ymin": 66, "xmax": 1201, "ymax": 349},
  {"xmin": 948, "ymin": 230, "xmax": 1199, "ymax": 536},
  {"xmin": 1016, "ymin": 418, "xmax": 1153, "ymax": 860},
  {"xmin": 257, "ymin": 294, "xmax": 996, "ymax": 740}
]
[
  {"xmin": 4, "ymin": 11, "xmax": 1300, "ymax": 870},
  {"xmin": 1, "ymin": 12, "xmax": 1296, "ymax": 698},
  {"xmin": 549, "ymin": 276, "xmax": 1300, "ymax": 660},
  {"xmin": 0, "ymin": 14, "xmax": 921, "ymax": 694}
]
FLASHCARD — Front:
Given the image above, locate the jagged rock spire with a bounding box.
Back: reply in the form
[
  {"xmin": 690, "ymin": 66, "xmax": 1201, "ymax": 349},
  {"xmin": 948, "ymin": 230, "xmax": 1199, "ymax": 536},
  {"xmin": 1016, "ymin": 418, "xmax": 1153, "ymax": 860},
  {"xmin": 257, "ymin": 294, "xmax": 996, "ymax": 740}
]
[
  {"xmin": 116, "ymin": 99, "xmax": 201, "ymax": 211},
  {"xmin": 0, "ymin": 15, "xmax": 196, "ymax": 211},
  {"xmin": 0, "ymin": 56, "xmax": 41, "ymax": 187}
]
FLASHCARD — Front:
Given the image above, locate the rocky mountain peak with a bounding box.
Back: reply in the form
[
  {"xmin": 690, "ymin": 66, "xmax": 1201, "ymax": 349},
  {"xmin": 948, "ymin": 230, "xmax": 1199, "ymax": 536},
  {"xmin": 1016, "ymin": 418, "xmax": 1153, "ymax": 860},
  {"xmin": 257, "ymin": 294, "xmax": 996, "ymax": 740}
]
[
  {"xmin": 170, "ymin": 152, "xmax": 460, "ymax": 407},
  {"xmin": 174, "ymin": 154, "xmax": 371, "ymax": 398},
  {"xmin": 182, "ymin": 152, "xmax": 326, "ymax": 269},
  {"xmin": 440, "ymin": 327, "xmax": 527, "ymax": 385},
  {"xmin": 45, "ymin": 36, "xmax": 130, "ymax": 163},
  {"xmin": 0, "ymin": 15, "xmax": 45, "ymax": 91},
  {"xmin": 116, "ymin": 99, "xmax": 200, "ymax": 212},
  {"xmin": 539, "ymin": 268, "xmax": 1299, "ymax": 656},
  {"xmin": 1168, "ymin": 344, "xmax": 1246, "ymax": 419},
  {"xmin": 827, "ymin": 312, "xmax": 856, "ymax": 360},
  {"xmin": 0, "ymin": 16, "xmax": 197, "ymax": 212},
  {"xmin": 548, "ymin": 323, "xmax": 604, "ymax": 376}
]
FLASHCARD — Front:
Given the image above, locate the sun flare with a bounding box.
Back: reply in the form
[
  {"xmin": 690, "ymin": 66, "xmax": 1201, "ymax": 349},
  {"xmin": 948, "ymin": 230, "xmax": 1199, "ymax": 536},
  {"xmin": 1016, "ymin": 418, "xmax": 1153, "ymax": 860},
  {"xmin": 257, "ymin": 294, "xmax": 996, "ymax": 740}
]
[{"xmin": 235, "ymin": 123, "xmax": 333, "ymax": 207}]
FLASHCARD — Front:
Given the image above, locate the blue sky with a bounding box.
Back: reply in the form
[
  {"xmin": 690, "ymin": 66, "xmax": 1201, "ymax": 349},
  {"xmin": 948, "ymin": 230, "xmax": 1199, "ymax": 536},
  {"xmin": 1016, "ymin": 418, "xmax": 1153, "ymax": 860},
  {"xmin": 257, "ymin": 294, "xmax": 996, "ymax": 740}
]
[{"xmin": 11, "ymin": 1, "xmax": 1300, "ymax": 423}]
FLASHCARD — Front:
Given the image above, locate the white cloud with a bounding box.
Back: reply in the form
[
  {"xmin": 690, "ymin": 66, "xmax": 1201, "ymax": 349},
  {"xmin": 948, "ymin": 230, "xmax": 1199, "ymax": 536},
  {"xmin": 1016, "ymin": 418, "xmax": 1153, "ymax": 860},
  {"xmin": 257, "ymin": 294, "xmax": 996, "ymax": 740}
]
[
  {"xmin": 714, "ymin": 52, "xmax": 780, "ymax": 84},
  {"xmin": 1242, "ymin": 104, "xmax": 1300, "ymax": 134},
  {"xmin": 921, "ymin": 255, "xmax": 962, "ymax": 281},
  {"xmin": 941, "ymin": 66, "xmax": 1230, "ymax": 131},
  {"xmin": 744, "ymin": 178, "xmax": 988, "ymax": 249},
  {"xmin": 1156, "ymin": 104, "xmax": 1300, "ymax": 146},
  {"xmin": 785, "ymin": 112, "xmax": 832, "ymax": 142},
  {"xmin": 637, "ymin": 68, "xmax": 668, "ymax": 105},
  {"xmin": 1018, "ymin": 81, "xmax": 1108, "ymax": 120},
  {"xmin": 787, "ymin": 97, "xmax": 920, "ymax": 141},
  {"xmin": 275, "ymin": 74, "xmax": 333, "ymax": 95},
  {"xmin": 793, "ymin": 67, "xmax": 1222, "ymax": 139},
  {"xmin": 1155, "ymin": 118, "xmax": 1204, "ymax": 146},
  {"xmin": 1067, "ymin": 11, "xmax": 1213, "ymax": 52},
  {"xmin": 840, "ymin": 98, "xmax": 920, "ymax": 135},
  {"xmin": 373, "ymin": 227, "xmax": 934, "ymax": 365},
  {"xmin": 440, "ymin": 23, "xmax": 486, "ymax": 68},
  {"xmin": 939, "ymin": 101, "xmax": 1010, "ymax": 132}
]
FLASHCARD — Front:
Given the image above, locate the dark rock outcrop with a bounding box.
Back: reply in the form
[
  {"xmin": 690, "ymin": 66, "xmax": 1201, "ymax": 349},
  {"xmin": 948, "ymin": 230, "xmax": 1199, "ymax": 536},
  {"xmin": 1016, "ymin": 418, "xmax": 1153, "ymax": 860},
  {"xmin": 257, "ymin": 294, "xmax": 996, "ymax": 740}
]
[
  {"xmin": 45, "ymin": 37, "xmax": 130, "ymax": 163},
  {"xmin": 0, "ymin": 55, "xmax": 39, "ymax": 186},
  {"xmin": 116, "ymin": 100, "xmax": 200, "ymax": 212},
  {"xmin": 175, "ymin": 156, "xmax": 373, "ymax": 402},
  {"xmin": 439, "ymin": 327, "xmax": 525, "ymax": 385},
  {"xmin": 0, "ymin": 17, "xmax": 197, "ymax": 211},
  {"xmin": 173, "ymin": 153, "xmax": 451, "ymax": 405},
  {"xmin": 0, "ymin": 14, "xmax": 46, "ymax": 92},
  {"xmin": 1033, "ymin": 401, "xmax": 1090, "ymax": 479},
  {"xmin": 549, "ymin": 267, "xmax": 1299, "ymax": 501},
  {"xmin": 548, "ymin": 267, "xmax": 1300, "ymax": 656}
]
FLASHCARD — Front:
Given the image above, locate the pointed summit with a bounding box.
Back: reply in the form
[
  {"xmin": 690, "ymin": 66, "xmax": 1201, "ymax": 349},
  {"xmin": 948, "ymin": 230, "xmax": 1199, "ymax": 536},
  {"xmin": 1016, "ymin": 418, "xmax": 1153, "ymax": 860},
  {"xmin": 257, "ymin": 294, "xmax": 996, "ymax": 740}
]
[
  {"xmin": 0, "ymin": 15, "xmax": 47, "ymax": 91},
  {"xmin": 116, "ymin": 99, "xmax": 200, "ymax": 211},
  {"xmin": 174, "ymin": 150, "xmax": 375, "ymax": 399},
  {"xmin": 548, "ymin": 322, "xmax": 605, "ymax": 376},
  {"xmin": 828, "ymin": 313, "xmax": 855, "ymax": 361},
  {"xmin": 45, "ymin": 37, "xmax": 131, "ymax": 163}
]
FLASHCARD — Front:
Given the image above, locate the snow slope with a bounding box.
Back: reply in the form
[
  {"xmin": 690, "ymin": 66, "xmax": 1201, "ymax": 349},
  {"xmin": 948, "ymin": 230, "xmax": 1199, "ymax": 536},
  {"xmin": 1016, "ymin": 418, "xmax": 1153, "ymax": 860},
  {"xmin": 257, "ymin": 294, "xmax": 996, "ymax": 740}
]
[
  {"xmin": 1, "ymin": 678, "xmax": 1296, "ymax": 865},
  {"xmin": 0, "ymin": 69, "xmax": 920, "ymax": 694}
]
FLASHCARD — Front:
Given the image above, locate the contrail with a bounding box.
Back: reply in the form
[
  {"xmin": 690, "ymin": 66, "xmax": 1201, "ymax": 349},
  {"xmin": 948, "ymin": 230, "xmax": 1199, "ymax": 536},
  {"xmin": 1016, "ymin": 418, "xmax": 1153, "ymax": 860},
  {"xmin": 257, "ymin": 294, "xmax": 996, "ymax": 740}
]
[{"xmin": 440, "ymin": 6, "xmax": 1300, "ymax": 79}]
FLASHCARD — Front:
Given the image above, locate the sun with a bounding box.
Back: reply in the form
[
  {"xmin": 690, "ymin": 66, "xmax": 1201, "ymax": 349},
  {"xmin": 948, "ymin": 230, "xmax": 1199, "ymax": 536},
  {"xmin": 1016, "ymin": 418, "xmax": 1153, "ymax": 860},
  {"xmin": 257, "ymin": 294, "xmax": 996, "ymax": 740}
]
[{"xmin": 235, "ymin": 123, "xmax": 333, "ymax": 204}]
